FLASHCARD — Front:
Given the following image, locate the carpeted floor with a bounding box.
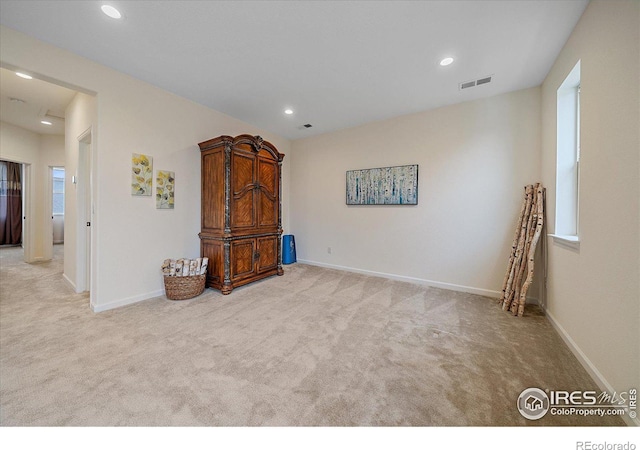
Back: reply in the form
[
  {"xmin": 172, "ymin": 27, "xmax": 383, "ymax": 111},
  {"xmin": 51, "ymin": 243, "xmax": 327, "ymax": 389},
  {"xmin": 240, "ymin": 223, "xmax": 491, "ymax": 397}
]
[{"xmin": 0, "ymin": 245, "xmax": 624, "ymax": 426}]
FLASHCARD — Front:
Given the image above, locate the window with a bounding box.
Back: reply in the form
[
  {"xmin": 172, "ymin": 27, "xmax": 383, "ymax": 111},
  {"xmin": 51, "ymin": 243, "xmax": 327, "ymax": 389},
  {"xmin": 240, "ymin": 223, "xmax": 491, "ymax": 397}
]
[
  {"xmin": 0, "ymin": 162, "xmax": 7, "ymax": 197},
  {"xmin": 52, "ymin": 167, "xmax": 65, "ymax": 215},
  {"xmin": 552, "ymin": 61, "xmax": 581, "ymax": 250}
]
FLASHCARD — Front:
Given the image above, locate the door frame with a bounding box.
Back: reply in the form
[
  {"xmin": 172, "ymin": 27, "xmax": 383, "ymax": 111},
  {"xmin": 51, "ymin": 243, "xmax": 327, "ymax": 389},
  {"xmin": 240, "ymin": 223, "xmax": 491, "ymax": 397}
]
[
  {"xmin": 44, "ymin": 166, "xmax": 55, "ymax": 261},
  {"xmin": 22, "ymin": 162, "xmax": 33, "ymax": 262},
  {"xmin": 76, "ymin": 127, "xmax": 92, "ymax": 294},
  {"xmin": 48, "ymin": 166, "xmax": 65, "ymax": 247}
]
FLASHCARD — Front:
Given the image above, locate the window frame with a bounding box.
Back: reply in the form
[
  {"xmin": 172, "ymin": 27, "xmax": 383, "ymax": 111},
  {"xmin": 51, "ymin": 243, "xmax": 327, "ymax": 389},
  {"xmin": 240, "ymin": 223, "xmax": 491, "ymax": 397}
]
[
  {"xmin": 550, "ymin": 61, "xmax": 581, "ymax": 251},
  {"xmin": 52, "ymin": 167, "xmax": 65, "ymax": 216}
]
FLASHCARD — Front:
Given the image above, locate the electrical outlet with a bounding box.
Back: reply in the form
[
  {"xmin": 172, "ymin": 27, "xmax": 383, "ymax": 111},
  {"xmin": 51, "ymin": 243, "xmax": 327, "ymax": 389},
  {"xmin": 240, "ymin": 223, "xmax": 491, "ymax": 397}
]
[{"xmin": 327, "ymin": 247, "xmax": 332, "ymax": 254}]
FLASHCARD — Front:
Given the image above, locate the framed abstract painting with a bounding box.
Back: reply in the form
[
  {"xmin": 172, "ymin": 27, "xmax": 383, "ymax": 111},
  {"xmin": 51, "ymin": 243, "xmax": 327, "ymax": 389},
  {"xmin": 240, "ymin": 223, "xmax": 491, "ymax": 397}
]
[
  {"xmin": 346, "ymin": 164, "xmax": 418, "ymax": 205},
  {"xmin": 156, "ymin": 170, "xmax": 175, "ymax": 209},
  {"xmin": 131, "ymin": 153, "xmax": 153, "ymax": 196}
]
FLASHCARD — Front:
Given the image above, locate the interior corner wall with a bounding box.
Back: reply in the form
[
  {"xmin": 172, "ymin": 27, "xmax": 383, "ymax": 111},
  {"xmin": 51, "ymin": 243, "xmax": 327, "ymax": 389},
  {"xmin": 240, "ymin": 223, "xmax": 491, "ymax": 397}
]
[
  {"xmin": 38, "ymin": 133, "xmax": 65, "ymax": 260},
  {"xmin": 0, "ymin": 121, "xmax": 64, "ymax": 261},
  {"xmin": 540, "ymin": 0, "xmax": 639, "ymax": 409},
  {"xmin": 1, "ymin": 25, "xmax": 291, "ymax": 311},
  {"xmin": 290, "ymin": 87, "xmax": 541, "ymax": 296},
  {"xmin": 64, "ymin": 91, "xmax": 97, "ymax": 293}
]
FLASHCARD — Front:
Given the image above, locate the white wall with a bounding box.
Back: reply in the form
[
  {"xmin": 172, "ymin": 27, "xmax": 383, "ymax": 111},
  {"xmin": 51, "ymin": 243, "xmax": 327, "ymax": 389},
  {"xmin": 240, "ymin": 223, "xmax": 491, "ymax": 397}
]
[
  {"xmin": 0, "ymin": 121, "xmax": 64, "ymax": 261},
  {"xmin": 1, "ymin": 26, "xmax": 291, "ymax": 311},
  {"xmin": 540, "ymin": 0, "xmax": 639, "ymax": 421},
  {"xmin": 290, "ymin": 87, "xmax": 541, "ymax": 296},
  {"xmin": 39, "ymin": 134, "xmax": 65, "ymax": 258}
]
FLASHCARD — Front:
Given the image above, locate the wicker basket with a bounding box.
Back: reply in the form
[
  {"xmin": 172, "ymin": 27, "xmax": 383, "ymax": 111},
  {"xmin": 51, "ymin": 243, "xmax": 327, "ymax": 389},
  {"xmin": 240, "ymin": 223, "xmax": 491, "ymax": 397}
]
[{"xmin": 163, "ymin": 274, "xmax": 206, "ymax": 300}]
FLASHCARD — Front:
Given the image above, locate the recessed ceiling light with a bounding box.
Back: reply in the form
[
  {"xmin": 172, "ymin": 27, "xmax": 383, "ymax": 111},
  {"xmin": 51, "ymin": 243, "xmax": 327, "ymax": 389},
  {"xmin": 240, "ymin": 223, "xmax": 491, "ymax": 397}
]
[
  {"xmin": 440, "ymin": 57, "xmax": 454, "ymax": 66},
  {"xmin": 284, "ymin": 109, "xmax": 294, "ymax": 115},
  {"xmin": 41, "ymin": 121, "xmax": 52, "ymax": 126},
  {"xmin": 16, "ymin": 72, "xmax": 33, "ymax": 80},
  {"xmin": 101, "ymin": 5, "xmax": 122, "ymax": 19}
]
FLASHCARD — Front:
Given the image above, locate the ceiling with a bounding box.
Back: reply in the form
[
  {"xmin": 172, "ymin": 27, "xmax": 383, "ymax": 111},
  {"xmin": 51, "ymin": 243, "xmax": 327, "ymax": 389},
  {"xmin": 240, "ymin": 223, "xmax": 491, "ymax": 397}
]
[
  {"xmin": 0, "ymin": 0, "xmax": 588, "ymax": 140},
  {"xmin": 0, "ymin": 67, "xmax": 76, "ymax": 136}
]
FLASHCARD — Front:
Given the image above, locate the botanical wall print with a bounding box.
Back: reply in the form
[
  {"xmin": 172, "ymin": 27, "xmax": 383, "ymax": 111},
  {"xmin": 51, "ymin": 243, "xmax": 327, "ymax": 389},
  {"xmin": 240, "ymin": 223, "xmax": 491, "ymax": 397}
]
[
  {"xmin": 346, "ymin": 164, "xmax": 418, "ymax": 205},
  {"xmin": 131, "ymin": 153, "xmax": 153, "ymax": 196},
  {"xmin": 156, "ymin": 170, "xmax": 175, "ymax": 209}
]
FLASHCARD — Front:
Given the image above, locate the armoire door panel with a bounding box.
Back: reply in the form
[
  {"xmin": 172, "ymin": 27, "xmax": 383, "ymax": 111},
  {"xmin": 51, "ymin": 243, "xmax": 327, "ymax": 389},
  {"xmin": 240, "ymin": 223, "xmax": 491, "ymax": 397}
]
[
  {"xmin": 258, "ymin": 158, "xmax": 277, "ymax": 194},
  {"xmin": 257, "ymin": 158, "xmax": 278, "ymax": 228},
  {"xmin": 232, "ymin": 194, "xmax": 255, "ymax": 228},
  {"xmin": 257, "ymin": 236, "xmax": 278, "ymax": 273},
  {"xmin": 233, "ymin": 152, "xmax": 255, "ymax": 191},
  {"xmin": 231, "ymin": 152, "xmax": 256, "ymax": 229},
  {"xmin": 259, "ymin": 194, "xmax": 277, "ymax": 227},
  {"xmin": 231, "ymin": 239, "xmax": 255, "ymax": 280}
]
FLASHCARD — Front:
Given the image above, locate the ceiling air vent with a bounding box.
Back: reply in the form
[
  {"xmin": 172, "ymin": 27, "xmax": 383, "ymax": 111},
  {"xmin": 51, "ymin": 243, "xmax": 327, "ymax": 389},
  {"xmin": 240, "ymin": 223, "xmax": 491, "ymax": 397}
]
[
  {"xmin": 45, "ymin": 110, "xmax": 65, "ymax": 120},
  {"xmin": 459, "ymin": 75, "xmax": 493, "ymax": 90}
]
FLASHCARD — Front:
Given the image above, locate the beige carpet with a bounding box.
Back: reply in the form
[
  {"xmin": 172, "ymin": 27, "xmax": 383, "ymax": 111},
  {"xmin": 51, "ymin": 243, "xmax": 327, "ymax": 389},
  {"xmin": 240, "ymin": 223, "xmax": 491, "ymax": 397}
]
[{"xmin": 0, "ymin": 245, "xmax": 623, "ymax": 426}]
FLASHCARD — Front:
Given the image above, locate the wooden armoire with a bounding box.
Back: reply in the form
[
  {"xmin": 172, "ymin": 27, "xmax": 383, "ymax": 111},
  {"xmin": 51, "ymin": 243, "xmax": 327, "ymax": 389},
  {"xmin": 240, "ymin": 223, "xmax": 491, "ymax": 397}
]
[{"xmin": 198, "ymin": 134, "xmax": 285, "ymax": 294}]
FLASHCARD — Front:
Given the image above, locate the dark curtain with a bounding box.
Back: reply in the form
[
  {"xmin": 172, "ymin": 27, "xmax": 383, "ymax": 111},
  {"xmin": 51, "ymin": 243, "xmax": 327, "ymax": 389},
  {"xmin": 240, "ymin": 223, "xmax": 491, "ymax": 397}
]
[{"xmin": 0, "ymin": 161, "xmax": 22, "ymax": 245}]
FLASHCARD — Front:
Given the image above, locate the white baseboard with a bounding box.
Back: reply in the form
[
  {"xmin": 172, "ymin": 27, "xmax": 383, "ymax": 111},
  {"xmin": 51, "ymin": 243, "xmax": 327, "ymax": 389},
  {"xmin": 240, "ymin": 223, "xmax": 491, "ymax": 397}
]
[
  {"xmin": 62, "ymin": 273, "xmax": 76, "ymax": 291},
  {"xmin": 544, "ymin": 309, "xmax": 639, "ymax": 427},
  {"xmin": 91, "ymin": 289, "xmax": 164, "ymax": 313},
  {"xmin": 297, "ymin": 259, "xmax": 501, "ymax": 299}
]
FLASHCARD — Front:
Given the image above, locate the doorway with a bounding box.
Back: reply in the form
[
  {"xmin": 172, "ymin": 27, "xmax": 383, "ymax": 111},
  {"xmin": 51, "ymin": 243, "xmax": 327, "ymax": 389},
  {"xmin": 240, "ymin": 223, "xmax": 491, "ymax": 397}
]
[
  {"xmin": 51, "ymin": 167, "xmax": 65, "ymax": 244},
  {"xmin": 1, "ymin": 64, "xmax": 96, "ymax": 305},
  {"xmin": 0, "ymin": 160, "xmax": 24, "ymax": 249}
]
